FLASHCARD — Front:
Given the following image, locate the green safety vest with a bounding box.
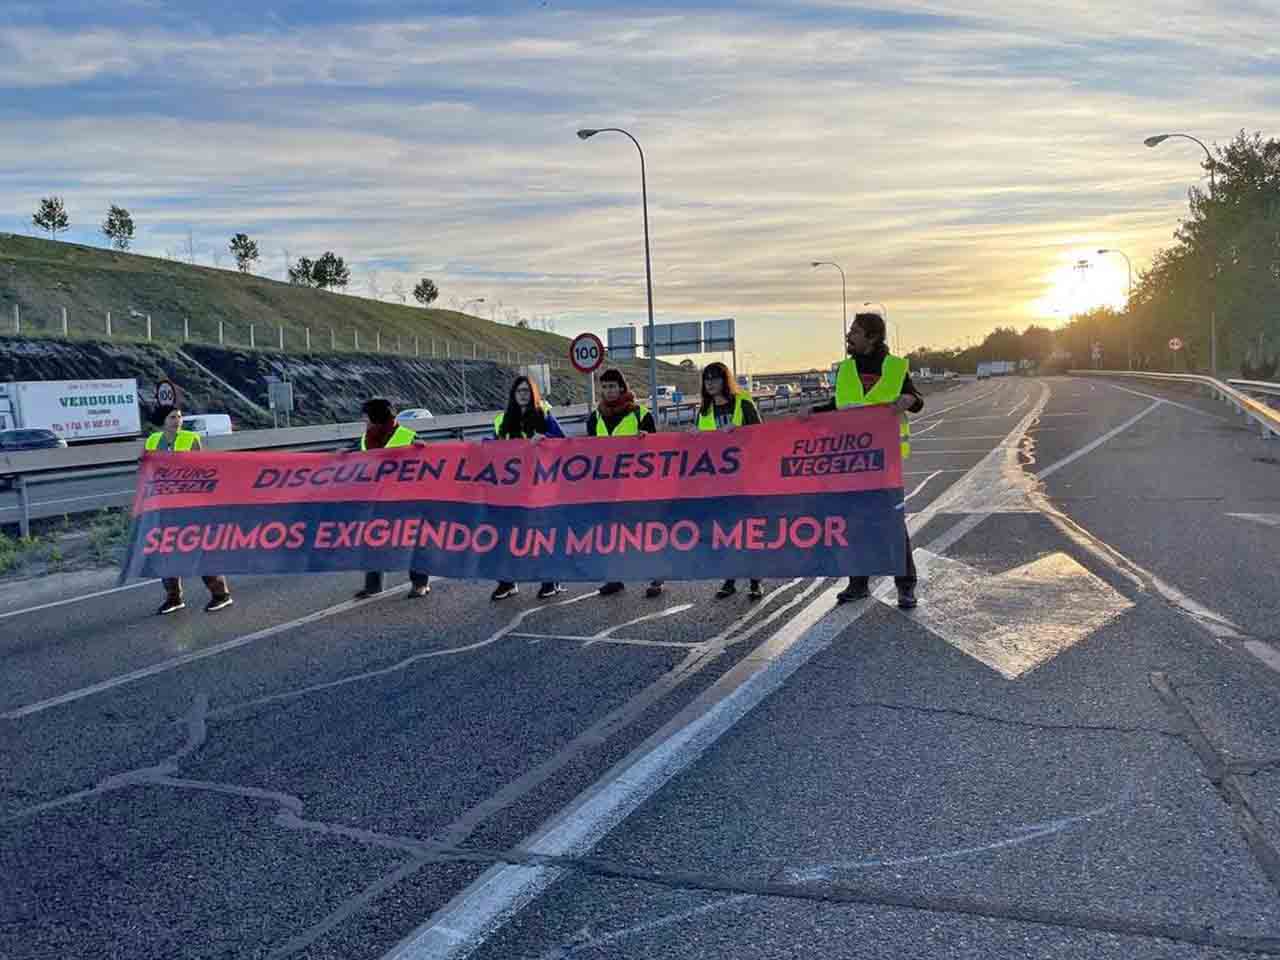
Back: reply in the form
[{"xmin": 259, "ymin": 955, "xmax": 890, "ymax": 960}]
[
  {"xmin": 361, "ymin": 425, "xmax": 417, "ymax": 450},
  {"xmin": 594, "ymin": 405, "xmax": 650, "ymax": 437},
  {"xmin": 145, "ymin": 430, "xmax": 200, "ymax": 452},
  {"xmin": 494, "ymin": 402, "xmax": 552, "ymax": 439},
  {"xmin": 834, "ymin": 355, "xmax": 912, "ymax": 459},
  {"xmin": 697, "ymin": 395, "xmax": 746, "ymax": 432}
]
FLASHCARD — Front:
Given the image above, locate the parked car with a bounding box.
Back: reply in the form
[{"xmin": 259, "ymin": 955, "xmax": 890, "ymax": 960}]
[
  {"xmin": 396, "ymin": 408, "xmax": 435, "ymax": 424},
  {"xmin": 0, "ymin": 428, "xmax": 67, "ymax": 490},
  {"xmin": 181, "ymin": 414, "xmax": 233, "ymax": 437}
]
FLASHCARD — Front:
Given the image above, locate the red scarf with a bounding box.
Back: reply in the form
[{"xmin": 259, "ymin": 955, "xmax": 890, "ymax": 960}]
[
  {"xmin": 362, "ymin": 421, "xmax": 397, "ymax": 449},
  {"xmin": 597, "ymin": 390, "xmax": 639, "ymax": 419}
]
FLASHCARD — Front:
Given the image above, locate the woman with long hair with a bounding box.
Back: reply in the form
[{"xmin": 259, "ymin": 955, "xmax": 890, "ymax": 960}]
[
  {"xmin": 491, "ymin": 376, "xmax": 565, "ymax": 601},
  {"xmin": 586, "ymin": 368, "xmax": 664, "ymax": 599},
  {"xmin": 695, "ymin": 362, "xmax": 765, "ymax": 600}
]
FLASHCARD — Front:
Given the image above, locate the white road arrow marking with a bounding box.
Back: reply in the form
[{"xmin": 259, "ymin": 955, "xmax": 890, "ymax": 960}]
[{"xmin": 893, "ymin": 549, "xmax": 1133, "ymax": 679}]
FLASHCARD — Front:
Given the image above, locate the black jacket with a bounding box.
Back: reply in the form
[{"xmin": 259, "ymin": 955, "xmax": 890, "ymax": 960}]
[{"xmin": 812, "ymin": 346, "xmax": 924, "ymax": 414}]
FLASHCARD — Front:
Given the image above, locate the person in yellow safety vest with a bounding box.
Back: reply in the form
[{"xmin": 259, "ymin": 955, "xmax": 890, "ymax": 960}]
[
  {"xmin": 145, "ymin": 405, "xmax": 234, "ymax": 616},
  {"xmin": 810, "ymin": 311, "xmax": 923, "ymax": 609},
  {"xmin": 354, "ymin": 398, "xmax": 431, "ymax": 599},
  {"xmin": 586, "ymin": 368, "xmax": 665, "ymax": 599},
  {"xmin": 694, "ymin": 361, "xmax": 767, "ymax": 601},
  {"xmin": 491, "ymin": 375, "xmax": 566, "ymax": 602}
]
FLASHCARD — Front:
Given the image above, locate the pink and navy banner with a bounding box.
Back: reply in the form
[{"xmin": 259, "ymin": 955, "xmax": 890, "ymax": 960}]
[{"xmin": 120, "ymin": 406, "xmax": 908, "ymax": 583}]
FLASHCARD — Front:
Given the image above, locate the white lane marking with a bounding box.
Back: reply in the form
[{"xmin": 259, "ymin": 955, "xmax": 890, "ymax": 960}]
[
  {"xmin": 382, "ymin": 387, "xmax": 1051, "ymax": 960},
  {"xmin": 585, "ymin": 604, "xmax": 695, "ymax": 644},
  {"xmin": 787, "ymin": 792, "xmax": 1127, "ymax": 881},
  {"xmin": 1103, "ymin": 383, "xmax": 1229, "ymax": 421},
  {"xmin": 212, "ymin": 591, "xmax": 599, "ymax": 717},
  {"xmin": 536, "ymin": 895, "xmax": 755, "ymax": 960},
  {"xmin": 2, "ymin": 586, "xmax": 418, "ymax": 720},
  {"xmin": 0, "ymin": 579, "xmax": 157, "ymax": 622},
  {"xmin": 910, "ymin": 418, "xmax": 944, "ymax": 437},
  {"xmin": 904, "ymin": 471, "xmax": 942, "ymax": 502},
  {"xmin": 1227, "ymin": 513, "xmax": 1280, "ymax": 529},
  {"xmin": 1035, "ymin": 401, "xmax": 1164, "ymax": 481},
  {"xmin": 905, "ymin": 468, "xmax": 968, "ymax": 476},
  {"xmin": 1007, "ymin": 393, "xmax": 1030, "ymax": 417},
  {"xmin": 1244, "ymin": 642, "xmax": 1280, "ymax": 674},
  {"xmin": 913, "ymin": 386, "xmax": 1004, "ymax": 422},
  {"xmin": 510, "ymin": 633, "xmax": 703, "ymax": 650}
]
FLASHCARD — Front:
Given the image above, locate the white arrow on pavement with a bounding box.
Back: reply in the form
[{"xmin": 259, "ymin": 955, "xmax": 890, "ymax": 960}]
[{"xmin": 886, "ymin": 549, "xmax": 1134, "ymax": 679}]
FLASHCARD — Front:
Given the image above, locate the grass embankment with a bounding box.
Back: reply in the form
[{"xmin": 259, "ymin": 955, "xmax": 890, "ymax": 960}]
[
  {"xmin": 0, "ymin": 233, "xmax": 699, "ymax": 393},
  {"xmin": 0, "ymin": 508, "xmax": 130, "ymax": 577}
]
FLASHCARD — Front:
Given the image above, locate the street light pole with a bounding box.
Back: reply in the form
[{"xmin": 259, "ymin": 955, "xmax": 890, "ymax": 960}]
[
  {"xmin": 578, "ymin": 127, "xmax": 657, "ymax": 407},
  {"xmin": 1097, "ymin": 249, "xmax": 1133, "ymax": 369},
  {"xmin": 810, "ymin": 261, "xmax": 847, "ymax": 348},
  {"xmin": 1145, "ymin": 132, "xmax": 1218, "ymax": 373}
]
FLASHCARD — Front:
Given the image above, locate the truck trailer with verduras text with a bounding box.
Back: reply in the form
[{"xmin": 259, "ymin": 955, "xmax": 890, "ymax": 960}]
[{"xmin": 0, "ymin": 378, "xmax": 142, "ymax": 442}]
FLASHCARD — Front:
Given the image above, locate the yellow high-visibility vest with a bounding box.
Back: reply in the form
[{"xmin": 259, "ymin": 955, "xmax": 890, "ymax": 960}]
[
  {"xmin": 594, "ymin": 405, "xmax": 649, "ymax": 437},
  {"xmin": 834, "ymin": 355, "xmax": 912, "ymax": 459},
  {"xmin": 697, "ymin": 395, "xmax": 745, "ymax": 431},
  {"xmin": 361, "ymin": 425, "xmax": 417, "ymax": 450},
  {"xmin": 145, "ymin": 430, "xmax": 200, "ymax": 452}
]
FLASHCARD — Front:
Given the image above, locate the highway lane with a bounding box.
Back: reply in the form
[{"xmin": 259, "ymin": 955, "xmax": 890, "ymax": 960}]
[{"xmin": 5, "ymin": 376, "xmax": 1279, "ymax": 960}]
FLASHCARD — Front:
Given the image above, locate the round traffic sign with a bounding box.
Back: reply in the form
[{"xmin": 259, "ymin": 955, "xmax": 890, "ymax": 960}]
[
  {"xmin": 155, "ymin": 379, "xmax": 179, "ymax": 407},
  {"xmin": 570, "ymin": 332, "xmax": 605, "ymax": 374},
  {"xmin": 1168, "ymin": 337, "xmax": 1184, "ymax": 352}
]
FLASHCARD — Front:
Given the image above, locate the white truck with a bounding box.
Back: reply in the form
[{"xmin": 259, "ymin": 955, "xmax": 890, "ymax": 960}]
[{"xmin": 0, "ymin": 378, "xmax": 142, "ymax": 442}]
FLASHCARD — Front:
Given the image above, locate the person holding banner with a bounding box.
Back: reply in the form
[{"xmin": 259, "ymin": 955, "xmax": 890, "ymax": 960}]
[
  {"xmin": 811, "ymin": 312, "xmax": 923, "ymax": 609},
  {"xmin": 695, "ymin": 362, "xmax": 766, "ymax": 601},
  {"xmin": 587, "ymin": 368, "xmax": 665, "ymax": 599},
  {"xmin": 354, "ymin": 397, "xmax": 432, "ymax": 600},
  {"xmin": 146, "ymin": 405, "xmax": 234, "ymax": 615},
  {"xmin": 491, "ymin": 375, "xmax": 565, "ymax": 602}
]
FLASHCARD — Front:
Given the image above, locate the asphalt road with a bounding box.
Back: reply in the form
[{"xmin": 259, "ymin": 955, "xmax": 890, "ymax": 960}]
[{"xmin": 3, "ymin": 376, "xmax": 1279, "ymax": 960}]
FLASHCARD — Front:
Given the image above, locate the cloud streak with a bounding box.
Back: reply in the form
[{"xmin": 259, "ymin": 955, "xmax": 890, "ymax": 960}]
[{"xmin": 1, "ymin": 2, "xmax": 1275, "ymax": 366}]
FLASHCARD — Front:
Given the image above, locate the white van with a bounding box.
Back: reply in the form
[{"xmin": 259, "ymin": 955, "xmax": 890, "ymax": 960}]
[{"xmin": 182, "ymin": 414, "xmax": 233, "ymax": 437}]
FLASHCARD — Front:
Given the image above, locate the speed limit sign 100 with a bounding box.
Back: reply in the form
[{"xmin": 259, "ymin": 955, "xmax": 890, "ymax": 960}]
[{"xmin": 570, "ymin": 333, "xmax": 605, "ymax": 374}]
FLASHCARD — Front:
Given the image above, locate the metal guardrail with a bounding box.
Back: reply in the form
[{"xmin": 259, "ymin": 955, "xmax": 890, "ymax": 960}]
[
  {"xmin": 0, "ymin": 391, "xmax": 827, "ymax": 535},
  {"xmin": 1070, "ymin": 370, "xmax": 1280, "ymax": 440}
]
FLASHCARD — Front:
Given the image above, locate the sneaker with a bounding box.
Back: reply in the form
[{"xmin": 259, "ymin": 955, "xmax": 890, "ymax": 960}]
[
  {"xmin": 715, "ymin": 580, "xmax": 737, "ymax": 599},
  {"xmin": 598, "ymin": 581, "xmax": 625, "ymax": 597},
  {"xmin": 836, "ymin": 577, "xmax": 871, "ymax": 603},
  {"xmin": 156, "ymin": 598, "xmax": 186, "ymax": 615},
  {"xmin": 897, "ymin": 586, "xmax": 918, "ymax": 610},
  {"xmin": 748, "ymin": 580, "xmax": 765, "ymax": 600},
  {"xmin": 537, "ymin": 582, "xmax": 562, "ymax": 600},
  {"xmin": 204, "ymin": 594, "xmax": 234, "ymax": 613},
  {"xmin": 408, "ymin": 584, "xmax": 431, "ymax": 599},
  {"xmin": 491, "ymin": 582, "xmax": 519, "ymax": 601},
  {"xmin": 644, "ymin": 581, "xmax": 665, "ymax": 599}
]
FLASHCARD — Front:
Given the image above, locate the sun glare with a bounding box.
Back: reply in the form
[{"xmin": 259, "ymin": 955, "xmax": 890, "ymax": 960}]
[{"xmin": 1031, "ymin": 250, "xmax": 1130, "ymax": 322}]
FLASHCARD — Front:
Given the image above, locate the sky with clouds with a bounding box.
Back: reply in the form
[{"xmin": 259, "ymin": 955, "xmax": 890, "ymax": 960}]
[{"xmin": 2, "ymin": 1, "xmax": 1276, "ymax": 370}]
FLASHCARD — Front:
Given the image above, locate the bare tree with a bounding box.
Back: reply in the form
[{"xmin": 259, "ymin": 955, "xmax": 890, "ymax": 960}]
[
  {"xmin": 367, "ymin": 269, "xmax": 381, "ymax": 300},
  {"xmin": 184, "ymin": 227, "xmax": 196, "ymax": 264},
  {"xmin": 391, "ymin": 277, "xmax": 408, "ymax": 303}
]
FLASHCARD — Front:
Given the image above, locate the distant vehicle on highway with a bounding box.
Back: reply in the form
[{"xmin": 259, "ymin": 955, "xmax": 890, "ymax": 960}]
[
  {"xmin": 396, "ymin": 408, "xmax": 435, "ymax": 423},
  {"xmin": 0, "ymin": 428, "xmax": 67, "ymax": 490},
  {"xmin": 182, "ymin": 414, "xmax": 233, "ymax": 437},
  {"xmin": 775, "ymin": 384, "xmax": 794, "ymax": 399},
  {"xmin": 0, "ymin": 428, "xmax": 67, "ymax": 452}
]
